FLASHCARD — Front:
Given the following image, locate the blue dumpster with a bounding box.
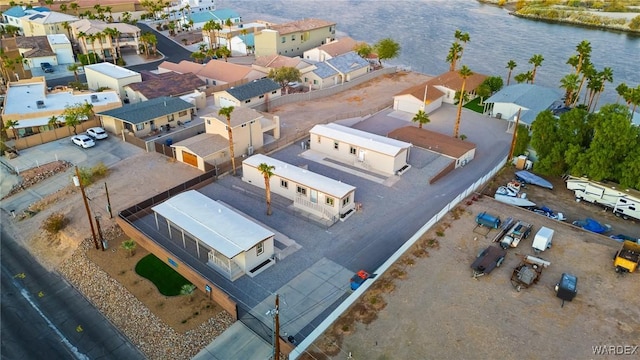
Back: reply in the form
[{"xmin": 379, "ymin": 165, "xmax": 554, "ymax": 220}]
[{"xmin": 165, "ymin": 138, "xmax": 173, "ymax": 146}]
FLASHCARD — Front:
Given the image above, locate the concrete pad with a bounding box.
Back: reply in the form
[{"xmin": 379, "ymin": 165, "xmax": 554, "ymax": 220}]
[{"xmin": 192, "ymin": 321, "xmax": 272, "ymax": 360}]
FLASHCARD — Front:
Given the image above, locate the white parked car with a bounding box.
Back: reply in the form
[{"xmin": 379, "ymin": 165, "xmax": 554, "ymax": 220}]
[
  {"xmin": 71, "ymin": 135, "xmax": 95, "ymax": 148},
  {"xmin": 287, "ymin": 81, "xmax": 301, "ymax": 89},
  {"xmin": 86, "ymin": 127, "xmax": 108, "ymax": 140}
]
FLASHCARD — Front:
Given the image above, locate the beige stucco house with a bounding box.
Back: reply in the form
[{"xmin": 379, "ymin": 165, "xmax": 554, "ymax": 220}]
[
  {"xmin": 309, "ymin": 123, "xmax": 413, "ymax": 176},
  {"xmin": 152, "ymin": 190, "xmax": 276, "ymax": 281},
  {"xmin": 20, "ymin": 10, "xmax": 78, "ymax": 37},
  {"xmin": 303, "ymin": 36, "xmax": 358, "ymax": 62},
  {"xmin": 242, "ymin": 154, "xmax": 357, "ymax": 223},
  {"xmin": 98, "ymin": 96, "xmax": 195, "ymax": 137},
  {"xmin": 213, "ymin": 78, "xmax": 282, "ymax": 108},
  {"xmin": 84, "ymin": 62, "xmax": 142, "ymax": 100},
  {"xmin": 393, "ymin": 82, "xmax": 446, "ymax": 115},
  {"xmin": 429, "ymin": 71, "xmax": 489, "ymax": 104},
  {"xmin": 254, "ymin": 18, "xmax": 336, "ymax": 57},
  {"xmin": 157, "ymin": 59, "xmax": 263, "ymax": 86},
  {"xmin": 70, "ymin": 19, "xmax": 141, "ymax": 60},
  {"xmin": 173, "ymin": 106, "xmax": 280, "ymax": 171}
]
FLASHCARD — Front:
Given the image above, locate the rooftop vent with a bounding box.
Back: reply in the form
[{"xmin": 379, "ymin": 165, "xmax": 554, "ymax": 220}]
[
  {"xmin": 36, "ymin": 100, "xmax": 45, "ymax": 109},
  {"xmin": 91, "ymin": 94, "xmax": 98, "ymax": 103}
]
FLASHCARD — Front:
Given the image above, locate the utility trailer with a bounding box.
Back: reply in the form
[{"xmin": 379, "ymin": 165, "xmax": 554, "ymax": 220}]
[
  {"xmin": 613, "ymin": 240, "xmax": 640, "ymax": 273},
  {"xmin": 510, "ymin": 255, "xmax": 551, "ymax": 292},
  {"xmin": 500, "ymin": 220, "xmax": 533, "ymax": 249},
  {"xmin": 566, "ymin": 176, "xmax": 640, "ymax": 221}
]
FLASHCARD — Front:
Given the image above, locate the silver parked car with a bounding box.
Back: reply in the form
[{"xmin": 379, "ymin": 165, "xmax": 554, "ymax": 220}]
[
  {"xmin": 71, "ymin": 134, "xmax": 95, "ymax": 148},
  {"xmin": 86, "ymin": 127, "xmax": 108, "ymax": 140}
]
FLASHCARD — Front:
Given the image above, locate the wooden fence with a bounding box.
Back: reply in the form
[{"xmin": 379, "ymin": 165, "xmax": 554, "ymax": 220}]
[{"xmin": 13, "ymin": 119, "xmax": 101, "ymax": 150}]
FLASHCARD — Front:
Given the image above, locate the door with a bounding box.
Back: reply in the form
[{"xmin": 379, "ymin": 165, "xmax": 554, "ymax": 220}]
[
  {"xmin": 150, "ymin": 120, "xmax": 156, "ymax": 131},
  {"xmin": 310, "ymin": 189, "xmax": 318, "ymax": 204},
  {"xmin": 182, "ymin": 151, "xmax": 198, "ymax": 167}
]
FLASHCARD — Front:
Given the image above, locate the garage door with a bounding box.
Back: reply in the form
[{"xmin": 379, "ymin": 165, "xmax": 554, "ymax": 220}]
[
  {"xmin": 182, "ymin": 151, "xmax": 198, "ymax": 167},
  {"xmin": 395, "ymin": 99, "xmax": 421, "ymax": 114}
]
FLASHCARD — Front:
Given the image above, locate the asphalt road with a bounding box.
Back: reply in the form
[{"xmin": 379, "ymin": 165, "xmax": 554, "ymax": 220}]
[
  {"xmin": 47, "ymin": 22, "xmax": 193, "ymax": 88},
  {"xmin": 0, "ymin": 227, "xmax": 145, "ymax": 360}
]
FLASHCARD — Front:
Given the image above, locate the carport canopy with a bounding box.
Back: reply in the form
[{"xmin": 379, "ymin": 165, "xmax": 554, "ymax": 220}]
[{"xmin": 151, "ymin": 190, "xmax": 274, "ymax": 258}]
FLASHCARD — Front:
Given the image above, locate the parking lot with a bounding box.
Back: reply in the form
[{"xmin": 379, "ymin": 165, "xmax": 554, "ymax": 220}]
[{"xmin": 314, "ymin": 196, "xmax": 639, "ymax": 360}]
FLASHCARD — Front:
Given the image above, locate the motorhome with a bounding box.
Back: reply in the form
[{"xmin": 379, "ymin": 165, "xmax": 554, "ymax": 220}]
[{"xmin": 565, "ymin": 176, "xmax": 640, "ymax": 221}]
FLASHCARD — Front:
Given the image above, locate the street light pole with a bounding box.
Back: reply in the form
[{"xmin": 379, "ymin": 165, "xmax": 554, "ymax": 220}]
[
  {"xmin": 273, "ymin": 294, "xmax": 280, "ymax": 360},
  {"xmin": 74, "ymin": 166, "xmax": 99, "ymax": 250}
]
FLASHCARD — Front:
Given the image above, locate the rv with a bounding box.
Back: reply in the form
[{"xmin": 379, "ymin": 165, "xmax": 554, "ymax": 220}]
[{"xmin": 565, "ymin": 176, "xmax": 640, "ymax": 221}]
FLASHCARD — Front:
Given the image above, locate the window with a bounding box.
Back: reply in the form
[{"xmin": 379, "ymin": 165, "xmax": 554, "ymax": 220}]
[
  {"xmin": 241, "ymin": 123, "xmax": 247, "ymax": 127},
  {"xmin": 167, "ymin": 114, "xmax": 175, "ymax": 122},
  {"xmin": 207, "ymin": 119, "xmax": 211, "ymax": 125},
  {"xmin": 256, "ymin": 241, "xmax": 264, "ymax": 256},
  {"xmin": 291, "ymin": 35, "xmax": 296, "ymax": 41},
  {"xmin": 304, "ymin": 77, "xmax": 308, "ymax": 83},
  {"xmin": 350, "ymin": 146, "xmax": 357, "ymax": 155},
  {"xmin": 326, "ymin": 197, "xmax": 334, "ymax": 206},
  {"xmin": 333, "ymin": 141, "xmax": 339, "ymax": 150},
  {"xmin": 297, "ymin": 186, "xmax": 307, "ymax": 196},
  {"xmin": 245, "ymin": 99, "xmax": 251, "ymax": 103},
  {"xmin": 343, "ymin": 197, "xmax": 350, "ymax": 206},
  {"xmin": 313, "ymin": 80, "xmax": 318, "ymax": 85},
  {"xmin": 316, "ymin": 135, "xmax": 321, "ymax": 143},
  {"xmin": 281, "ymin": 179, "xmax": 288, "ymax": 188},
  {"xmin": 271, "ymin": 90, "xmax": 277, "ymax": 94},
  {"xmin": 281, "ymin": 37, "xmax": 286, "ymax": 43},
  {"xmin": 136, "ymin": 123, "xmax": 144, "ymax": 131},
  {"xmin": 259, "ymin": 94, "xmax": 264, "ymax": 99},
  {"xmin": 179, "ymin": 110, "xmax": 187, "ymax": 116}
]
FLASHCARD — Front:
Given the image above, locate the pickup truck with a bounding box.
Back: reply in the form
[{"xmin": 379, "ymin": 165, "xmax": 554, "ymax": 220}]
[
  {"xmin": 613, "ymin": 240, "xmax": 640, "ymax": 273},
  {"xmin": 500, "ymin": 221, "xmax": 533, "ymax": 249}
]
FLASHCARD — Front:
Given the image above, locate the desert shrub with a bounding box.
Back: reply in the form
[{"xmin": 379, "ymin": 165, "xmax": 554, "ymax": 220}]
[
  {"xmin": 42, "ymin": 212, "xmax": 67, "ymax": 233},
  {"xmin": 77, "ymin": 162, "xmax": 109, "ymax": 186}
]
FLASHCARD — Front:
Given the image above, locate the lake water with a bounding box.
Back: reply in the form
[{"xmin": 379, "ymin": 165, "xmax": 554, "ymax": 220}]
[{"xmin": 225, "ymin": 0, "xmax": 639, "ymax": 107}]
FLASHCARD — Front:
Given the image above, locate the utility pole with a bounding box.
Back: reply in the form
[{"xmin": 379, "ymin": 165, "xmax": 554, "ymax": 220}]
[
  {"xmin": 104, "ymin": 182, "xmax": 112, "ymax": 218},
  {"xmin": 508, "ymin": 108, "xmax": 522, "ymax": 162},
  {"xmin": 74, "ymin": 166, "xmax": 99, "ymax": 250},
  {"xmin": 94, "ymin": 215, "xmax": 105, "ymax": 251},
  {"xmin": 273, "ymin": 294, "xmax": 280, "ymax": 360}
]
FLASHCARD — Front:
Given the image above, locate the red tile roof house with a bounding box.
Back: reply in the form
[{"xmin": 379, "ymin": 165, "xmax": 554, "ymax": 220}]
[{"xmin": 157, "ymin": 59, "xmax": 263, "ymax": 87}]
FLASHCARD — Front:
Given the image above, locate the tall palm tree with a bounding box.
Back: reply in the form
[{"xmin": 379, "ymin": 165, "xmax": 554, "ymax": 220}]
[
  {"xmin": 87, "ymin": 34, "xmax": 99, "ymax": 63},
  {"xmin": 48, "ymin": 115, "xmax": 61, "ymax": 129},
  {"xmin": 615, "ymin": 83, "xmax": 629, "ymax": 104},
  {"xmin": 70, "ymin": 2, "xmax": 80, "ymax": 16},
  {"xmin": 411, "ymin": 110, "xmax": 430, "ymax": 129},
  {"xmin": 454, "ymin": 30, "xmax": 470, "ymax": 61},
  {"xmin": 446, "ymin": 42, "xmax": 462, "ymax": 71},
  {"xmin": 203, "ymin": 20, "xmax": 216, "ymax": 49},
  {"xmin": 258, "ymin": 163, "xmax": 275, "ymax": 215},
  {"xmin": 103, "ymin": 27, "xmax": 121, "ymax": 64},
  {"xmin": 505, "ymin": 60, "xmax": 517, "ymax": 86},
  {"xmin": 453, "ymin": 65, "xmax": 473, "ymax": 138},
  {"xmin": 560, "ymin": 73, "xmax": 580, "ymax": 107},
  {"xmin": 573, "ymin": 62, "xmax": 594, "ymax": 107},
  {"xmin": 528, "ymin": 54, "xmax": 544, "ymax": 84},
  {"xmin": 3, "ymin": 119, "xmax": 19, "ymax": 139},
  {"xmin": 218, "ymin": 106, "xmax": 236, "ymax": 175},
  {"xmin": 574, "ymin": 40, "xmax": 591, "ymax": 75},
  {"xmin": 591, "ymin": 67, "xmax": 613, "ymax": 111}
]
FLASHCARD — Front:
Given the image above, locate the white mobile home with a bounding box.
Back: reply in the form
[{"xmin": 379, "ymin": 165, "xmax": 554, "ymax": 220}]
[
  {"xmin": 151, "ymin": 190, "xmax": 275, "ymax": 281},
  {"xmin": 309, "ymin": 123, "xmax": 412, "ymax": 176},
  {"xmin": 242, "ymin": 154, "xmax": 356, "ymax": 223},
  {"xmin": 566, "ymin": 176, "xmax": 640, "ymax": 221}
]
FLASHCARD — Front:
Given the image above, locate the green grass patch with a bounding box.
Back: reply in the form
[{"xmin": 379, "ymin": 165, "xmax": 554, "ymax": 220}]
[
  {"xmin": 463, "ymin": 97, "xmax": 484, "ymax": 113},
  {"xmin": 135, "ymin": 254, "xmax": 192, "ymax": 296}
]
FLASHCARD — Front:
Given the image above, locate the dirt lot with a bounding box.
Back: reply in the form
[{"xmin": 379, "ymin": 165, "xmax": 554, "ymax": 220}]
[{"xmin": 301, "ymin": 192, "xmax": 639, "ymax": 360}]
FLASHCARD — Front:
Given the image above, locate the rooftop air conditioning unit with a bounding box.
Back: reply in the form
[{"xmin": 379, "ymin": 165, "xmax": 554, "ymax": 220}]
[
  {"xmin": 91, "ymin": 94, "xmax": 99, "ymax": 103},
  {"xmin": 36, "ymin": 100, "xmax": 45, "ymax": 109}
]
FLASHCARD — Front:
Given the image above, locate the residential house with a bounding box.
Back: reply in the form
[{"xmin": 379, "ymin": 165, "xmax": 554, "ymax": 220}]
[
  {"xmin": 2, "ymin": 6, "xmax": 51, "ymax": 35},
  {"xmin": 393, "ymin": 82, "xmax": 446, "ymax": 115},
  {"xmin": 388, "ymin": 126, "xmax": 476, "ymax": 168},
  {"xmin": 46, "ymin": 34, "xmax": 74, "ymax": 64},
  {"xmin": 174, "ymin": 106, "xmax": 280, "ymax": 170},
  {"xmin": 242, "ymin": 154, "xmax": 357, "ymax": 223},
  {"xmin": 202, "ymin": 22, "xmax": 266, "ymax": 56},
  {"xmin": 213, "ymin": 78, "xmax": 281, "ymax": 108},
  {"xmin": 428, "ymin": 70, "xmax": 489, "ymax": 104},
  {"xmin": 303, "ymin": 36, "xmax": 358, "ymax": 62},
  {"xmin": 84, "ymin": 62, "xmax": 142, "ymax": 100},
  {"xmin": 157, "ymin": 59, "xmax": 263, "ymax": 86},
  {"xmin": 19, "ymin": 9, "xmax": 78, "ymax": 37},
  {"xmin": 13, "ymin": 34, "xmax": 74, "ymax": 69},
  {"xmin": 484, "ymin": 84, "xmax": 562, "ymax": 127},
  {"xmin": 123, "ymin": 71, "xmax": 206, "ymax": 107},
  {"xmin": 252, "ymin": 54, "xmax": 316, "ymax": 80},
  {"xmin": 309, "ymin": 123, "xmax": 413, "ymax": 176},
  {"xmin": 254, "ymin": 18, "xmax": 336, "ymax": 57},
  {"xmin": 322, "ymin": 51, "xmax": 370, "ymax": 84},
  {"xmin": 1, "ymin": 77, "xmax": 121, "ymax": 138},
  {"xmin": 70, "ymin": 19, "xmax": 141, "ymax": 60},
  {"xmin": 0, "ymin": 37, "xmax": 31, "ymax": 82},
  {"xmin": 151, "ymin": 190, "xmax": 276, "ymax": 281},
  {"xmin": 180, "ymin": 8, "xmax": 241, "ymax": 31},
  {"xmin": 98, "ymin": 96, "xmax": 195, "ymax": 137}
]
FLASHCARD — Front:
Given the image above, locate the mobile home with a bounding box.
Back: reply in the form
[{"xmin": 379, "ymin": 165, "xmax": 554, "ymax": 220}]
[{"xmin": 566, "ymin": 176, "xmax": 640, "ymax": 221}]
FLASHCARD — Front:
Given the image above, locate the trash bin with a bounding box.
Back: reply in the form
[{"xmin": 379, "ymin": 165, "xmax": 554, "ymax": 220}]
[{"xmin": 165, "ymin": 138, "xmax": 173, "ymax": 146}]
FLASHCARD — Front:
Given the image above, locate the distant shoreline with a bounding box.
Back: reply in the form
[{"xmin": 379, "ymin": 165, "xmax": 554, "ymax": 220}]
[{"xmin": 477, "ymin": 0, "xmax": 640, "ymax": 35}]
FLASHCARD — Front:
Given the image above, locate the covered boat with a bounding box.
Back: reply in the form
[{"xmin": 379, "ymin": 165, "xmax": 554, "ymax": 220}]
[{"xmin": 515, "ymin": 170, "xmax": 553, "ymax": 190}]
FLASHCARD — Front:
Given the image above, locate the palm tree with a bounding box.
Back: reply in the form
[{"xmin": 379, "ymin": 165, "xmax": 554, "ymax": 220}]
[
  {"xmin": 225, "ymin": 18, "xmax": 233, "ymax": 53},
  {"xmin": 120, "ymin": 239, "xmax": 136, "ymax": 257},
  {"xmin": 190, "ymin": 51, "xmax": 205, "ymax": 63},
  {"xmin": 560, "ymin": 73, "xmax": 580, "ymax": 107},
  {"xmin": 258, "ymin": 163, "xmax": 275, "ymax": 215},
  {"xmin": 591, "ymin": 67, "xmax": 613, "ymax": 111},
  {"xmin": 446, "ymin": 42, "xmax": 462, "ymax": 71},
  {"xmin": 103, "ymin": 27, "xmax": 121, "ymax": 64},
  {"xmin": 453, "ymin": 65, "xmax": 473, "ymax": 138},
  {"xmin": 574, "ymin": 40, "xmax": 592, "ymax": 75},
  {"xmin": 47, "ymin": 115, "xmax": 61, "ymax": 129},
  {"xmin": 411, "ymin": 110, "xmax": 430, "ymax": 129},
  {"xmin": 60, "ymin": 3, "xmax": 68, "ymax": 13},
  {"xmin": 218, "ymin": 106, "xmax": 236, "ymax": 175},
  {"xmin": 615, "ymin": 83, "xmax": 629, "ymax": 104},
  {"xmin": 505, "ymin": 60, "xmax": 517, "ymax": 86},
  {"xmin": 3, "ymin": 119, "xmax": 19, "ymax": 139},
  {"xmin": 67, "ymin": 63, "xmax": 80, "ymax": 82},
  {"xmin": 573, "ymin": 62, "xmax": 594, "ymax": 107},
  {"xmin": 528, "ymin": 54, "xmax": 544, "ymax": 84},
  {"xmin": 454, "ymin": 30, "xmax": 470, "ymax": 60},
  {"xmin": 87, "ymin": 34, "xmax": 99, "ymax": 63},
  {"xmin": 203, "ymin": 20, "xmax": 217, "ymax": 49},
  {"xmin": 70, "ymin": 2, "xmax": 80, "ymax": 16},
  {"xmin": 77, "ymin": 31, "xmax": 89, "ymax": 62},
  {"xmin": 95, "ymin": 31, "xmax": 107, "ymax": 60}
]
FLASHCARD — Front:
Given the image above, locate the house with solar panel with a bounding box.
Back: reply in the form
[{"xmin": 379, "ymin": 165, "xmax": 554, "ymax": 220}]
[{"xmin": 242, "ymin": 154, "xmax": 357, "ymax": 223}]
